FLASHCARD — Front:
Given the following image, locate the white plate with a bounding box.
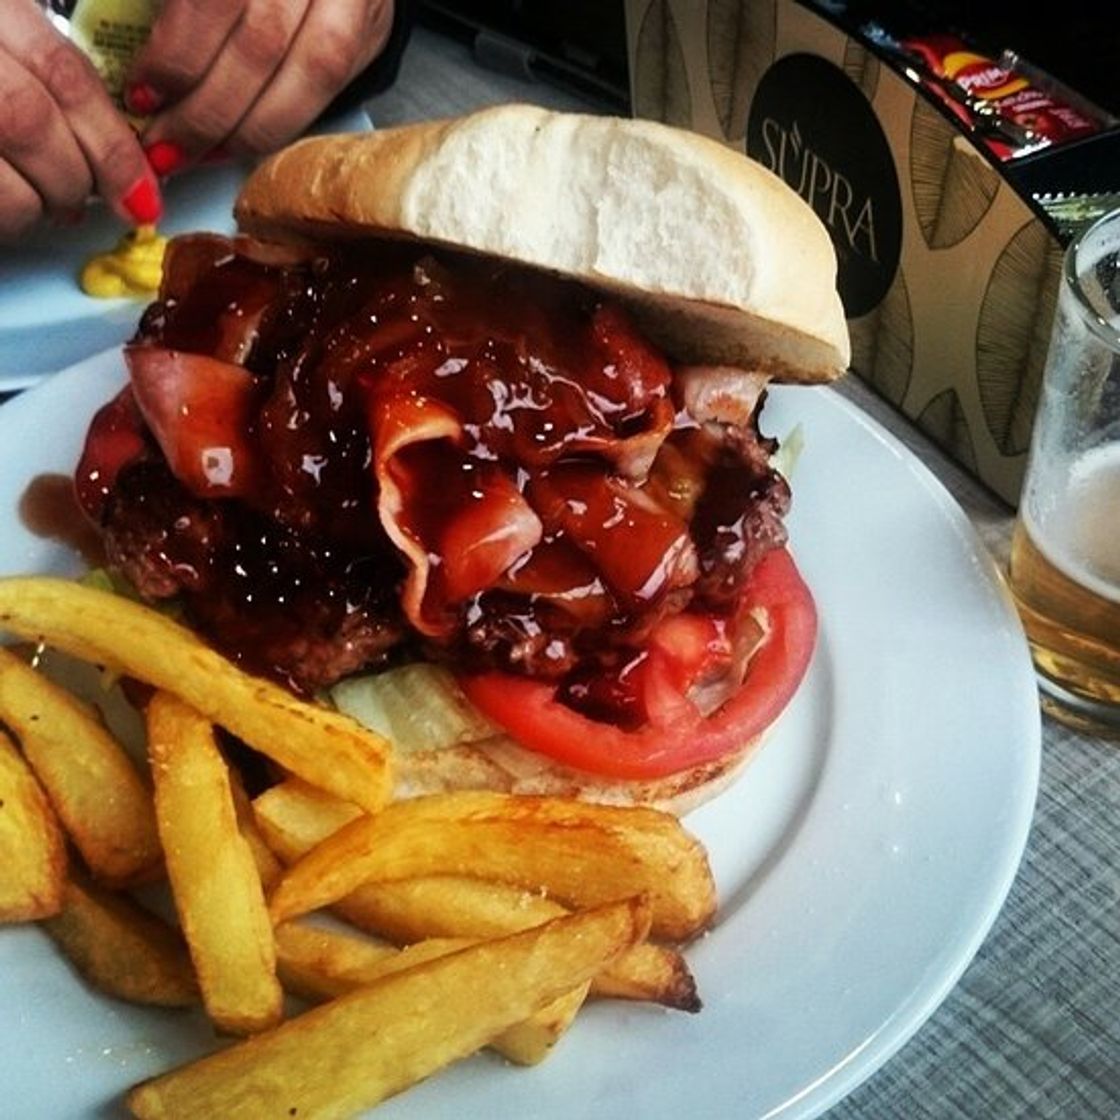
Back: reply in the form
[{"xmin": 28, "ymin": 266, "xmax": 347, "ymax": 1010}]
[
  {"xmin": 0, "ymin": 109, "xmax": 371, "ymax": 390},
  {"xmin": 0, "ymin": 350, "xmax": 1041, "ymax": 1119}
]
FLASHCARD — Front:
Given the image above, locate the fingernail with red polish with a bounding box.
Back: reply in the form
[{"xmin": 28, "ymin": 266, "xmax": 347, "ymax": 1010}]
[
  {"xmin": 121, "ymin": 177, "xmax": 163, "ymax": 225},
  {"xmin": 144, "ymin": 140, "xmax": 187, "ymax": 177},
  {"xmin": 125, "ymin": 82, "xmax": 163, "ymax": 116}
]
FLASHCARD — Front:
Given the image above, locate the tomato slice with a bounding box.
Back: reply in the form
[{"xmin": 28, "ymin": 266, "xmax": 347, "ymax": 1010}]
[{"xmin": 458, "ymin": 548, "xmax": 817, "ymax": 780}]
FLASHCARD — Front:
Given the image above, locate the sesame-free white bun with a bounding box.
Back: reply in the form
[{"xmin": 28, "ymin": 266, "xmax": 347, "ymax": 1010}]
[
  {"xmin": 390, "ymin": 728, "xmax": 770, "ymax": 817},
  {"xmin": 235, "ymin": 103, "xmax": 850, "ymax": 382}
]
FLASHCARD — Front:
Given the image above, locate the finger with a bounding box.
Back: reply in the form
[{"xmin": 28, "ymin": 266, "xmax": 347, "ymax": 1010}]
[
  {"xmin": 141, "ymin": 0, "xmax": 310, "ymax": 161},
  {"xmin": 231, "ymin": 0, "xmax": 392, "ymax": 156},
  {"xmin": 1, "ymin": 7, "xmax": 159, "ymax": 225},
  {"xmin": 0, "ymin": 45, "xmax": 92, "ymax": 215},
  {"xmin": 125, "ymin": 0, "xmax": 246, "ymax": 113},
  {"xmin": 0, "ymin": 157, "xmax": 45, "ymax": 240}
]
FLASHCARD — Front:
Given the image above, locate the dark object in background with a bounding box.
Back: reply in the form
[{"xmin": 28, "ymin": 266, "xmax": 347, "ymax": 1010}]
[
  {"xmin": 422, "ymin": 2, "xmax": 1117, "ymax": 216},
  {"xmin": 841, "ymin": 5, "xmax": 1119, "ymax": 200},
  {"xmin": 897, "ymin": 0, "xmax": 1118, "ymax": 119},
  {"xmin": 419, "ymin": 0, "xmax": 1118, "ymax": 125},
  {"xmin": 330, "ymin": 0, "xmax": 419, "ymax": 114},
  {"xmin": 418, "ymin": 0, "xmax": 630, "ymax": 110}
]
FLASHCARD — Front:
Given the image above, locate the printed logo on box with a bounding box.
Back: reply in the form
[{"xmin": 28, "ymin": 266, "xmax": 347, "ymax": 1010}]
[{"xmin": 747, "ymin": 53, "xmax": 902, "ymax": 318}]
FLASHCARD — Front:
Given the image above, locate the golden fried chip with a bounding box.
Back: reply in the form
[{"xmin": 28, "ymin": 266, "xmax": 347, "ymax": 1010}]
[
  {"xmin": 0, "ymin": 727, "xmax": 65, "ymax": 921},
  {"xmin": 0, "ymin": 646, "xmax": 161, "ymax": 885},
  {"xmin": 147, "ymin": 692, "xmax": 282, "ymax": 1034},
  {"xmin": 227, "ymin": 767, "xmax": 283, "ymax": 893},
  {"xmin": 254, "ymin": 780, "xmax": 701, "ymax": 1011},
  {"xmin": 274, "ymin": 920, "xmax": 589, "ymax": 1065},
  {"xmin": 128, "ymin": 898, "xmax": 650, "ymax": 1119},
  {"xmin": 42, "ymin": 874, "xmax": 197, "ymax": 1006},
  {"xmin": 269, "ymin": 791, "xmax": 716, "ymax": 940},
  {"xmin": 0, "ymin": 578, "xmax": 393, "ymax": 812}
]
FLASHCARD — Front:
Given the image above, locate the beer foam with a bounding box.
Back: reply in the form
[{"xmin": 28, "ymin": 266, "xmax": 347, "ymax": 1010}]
[{"xmin": 1024, "ymin": 443, "xmax": 1120, "ymax": 603}]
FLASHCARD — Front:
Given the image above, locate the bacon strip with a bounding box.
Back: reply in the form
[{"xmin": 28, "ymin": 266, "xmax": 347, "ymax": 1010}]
[
  {"xmin": 528, "ymin": 464, "xmax": 697, "ymax": 608},
  {"xmin": 678, "ymin": 366, "xmax": 770, "ymax": 427},
  {"xmin": 370, "ymin": 393, "xmax": 543, "ymax": 637},
  {"xmin": 125, "ymin": 346, "xmax": 263, "ymax": 499}
]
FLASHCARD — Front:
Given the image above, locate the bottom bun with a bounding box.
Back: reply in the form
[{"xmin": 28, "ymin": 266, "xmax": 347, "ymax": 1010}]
[{"xmin": 391, "ymin": 731, "xmax": 769, "ymax": 817}]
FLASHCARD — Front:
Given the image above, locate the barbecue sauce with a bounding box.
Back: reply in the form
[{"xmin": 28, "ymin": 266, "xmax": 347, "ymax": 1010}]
[
  {"xmin": 19, "ymin": 473, "xmax": 106, "ymax": 568},
  {"xmin": 77, "ymin": 236, "xmax": 789, "ymax": 719}
]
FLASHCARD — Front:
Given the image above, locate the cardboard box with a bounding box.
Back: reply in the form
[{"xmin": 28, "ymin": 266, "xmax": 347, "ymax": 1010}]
[{"xmin": 624, "ymin": 0, "xmax": 1076, "ymax": 505}]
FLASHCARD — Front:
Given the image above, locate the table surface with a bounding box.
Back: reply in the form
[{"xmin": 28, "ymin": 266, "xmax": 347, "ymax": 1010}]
[
  {"xmin": 368, "ymin": 26, "xmax": 1120, "ymax": 1120},
  {"xmin": 3, "ymin": 21, "xmax": 1117, "ymax": 1120}
]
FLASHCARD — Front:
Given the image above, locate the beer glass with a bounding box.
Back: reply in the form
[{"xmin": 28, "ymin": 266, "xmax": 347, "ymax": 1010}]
[{"xmin": 1008, "ymin": 206, "xmax": 1120, "ymax": 735}]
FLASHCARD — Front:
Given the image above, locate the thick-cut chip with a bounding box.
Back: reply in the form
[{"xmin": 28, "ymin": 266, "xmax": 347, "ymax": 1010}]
[
  {"xmin": 583, "ymin": 938, "xmax": 699, "ymax": 1009},
  {"xmin": 272, "ymin": 920, "xmax": 400, "ymax": 999},
  {"xmin": 254, "ymin": 780, "xmax": 701, "ymax": 1011},
  {"xmin": 253, "ymin": 779, "xmax": 364, "ymax": 856},
  {"xmin": 0, "ymin": 728, "xmax": 65, "ymax": 921},
  {"xmin": 0, "ymin": 646, "xmax": 161, "ymax": 885},
  {"xmin": 268, "ymin": 791, "xmax": 716, "ymax": 941},
  {"xmin": 127, "ymin": 897, "xmax": 650, "ymax": 1119},
  {"xmin": 42, "ymin": 874, "xmax": 198, "ymax": 1006},
  {"xmin": 330, "ymin": 878, "xmax": 700, "ymax": 1012},
  {"xmin": 334, "ymin": 874, "xmax": 570, "ymax": 942},
  {"xmin": 0, "ymin": 579, "xmax": 393, "ymax": 813},
  {"xmin": 274, "ymin": 921, "xmax": 589, "ymax": 1065},
  {"xmin": 227, "ymin": 768, "xmax": 283, "ymax": 892},
  {"xmin": 492, "ymin": 981, "xmax": 589, "ymax": 1066},
  {"xmin": 147, "ymin": 692, "xmax": 283, "ymax": 1035}
]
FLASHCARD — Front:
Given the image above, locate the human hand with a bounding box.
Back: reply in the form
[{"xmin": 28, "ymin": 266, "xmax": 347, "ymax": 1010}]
[
  {"xmin": 126, "ymin": 0, "xmax": 395, "ymax": 174},
  {"xmin": 0, "ymin": 1, "xmax": 161, "ymax": 240}
]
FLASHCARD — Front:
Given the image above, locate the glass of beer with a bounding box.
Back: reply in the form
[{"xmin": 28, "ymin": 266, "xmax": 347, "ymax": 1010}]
[{"xmin": 1009, "ymin": 206, "xmax": 1120, "ymax": 736}]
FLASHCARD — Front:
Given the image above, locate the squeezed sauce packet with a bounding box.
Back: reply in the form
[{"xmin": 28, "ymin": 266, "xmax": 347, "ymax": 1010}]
[{"xmin": 41, "ymin": 0, "xmax": 159, "ymax": 120}]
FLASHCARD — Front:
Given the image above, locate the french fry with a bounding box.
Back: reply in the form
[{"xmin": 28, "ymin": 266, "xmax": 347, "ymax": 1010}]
[
  {"xmin": 0, "ymin": 646, "xmax": 161, "ymax": 885},
  {"xmin": 268, "ymin": 791, "xmax": 716, "ymax": 941},
  {"xmin": 331, "ymin": 877, "xmax": 699, "ymax": 1012},
  {"xmin": 492, "ymin": 982, "xmax": 590, "ymax": 1066},
  {"xmin": 272, "ymin": 920, "xmax": 401, "ymax": 1000},
  {"xmin": 331, "ymin": 878, "xmax": 698, "ymax": 1010},
  {"xmin": 41, "ymin": 873, "xmax": 198, "ymax": 1007},
  {"xmin": 0, "ymin": 728, "xmax": 65, "ymax": 921},
  {"xmin": 253, "ymin": 778, "xmax": 364, "ymax": 857},
  {"xmin": 254, "ymin": 780, "xmax": 701, "ymax": 1011},
  {"xmin": 584, "ymin": 938, "xmax": 699, "ymax": 1010},
  {"xmin": 334, "ymin": 875, "xmax": 568, "ymax": 942},
  {"xmin": 127, "ymin": 897, "xmax": 651, "ymax": 1119},
  {"xmin": 0, "ymin": 578, "xmax": 393, "ymax": 813},
  {"xmin": 147, "ymin": 692, "xmax": 283, "ymax": 1035},
  {"xmin": 228, "ymin": 768, "xmax": 283, "ymax": 893},
  {"xmin": 274, "ymin": 921, "xmax": 589, "ymax": 1065}
]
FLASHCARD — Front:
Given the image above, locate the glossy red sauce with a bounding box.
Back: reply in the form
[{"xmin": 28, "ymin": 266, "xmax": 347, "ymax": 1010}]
[
  {"xmin": 76, "ymin": 236, "xmax": 789, "ymax": 720},
  {"xmin": 19, "ymin": 473, "xmax": 106, "ymax": 568}
]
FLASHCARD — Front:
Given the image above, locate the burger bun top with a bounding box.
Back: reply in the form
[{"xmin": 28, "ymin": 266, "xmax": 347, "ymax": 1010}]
[{"xmin": 235, "ymin": 104, "xmax": 850, "ymax": 383}]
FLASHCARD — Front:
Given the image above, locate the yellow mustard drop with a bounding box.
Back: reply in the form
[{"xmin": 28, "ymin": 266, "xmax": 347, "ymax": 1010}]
[{"xmin": 79, "ymin": 224, "xmax": 168, "ymax": 299}]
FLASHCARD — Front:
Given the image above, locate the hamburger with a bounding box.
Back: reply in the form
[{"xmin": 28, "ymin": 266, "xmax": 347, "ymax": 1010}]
[{"xmin": 74, "ymin": 104, "xmax": 849, "ymax": 814}]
